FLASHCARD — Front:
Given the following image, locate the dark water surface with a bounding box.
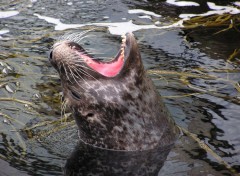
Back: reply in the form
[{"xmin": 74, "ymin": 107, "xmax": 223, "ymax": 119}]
[{"xmin": 0, "ymin": 0, "xmax": 240, "ymax": 175}]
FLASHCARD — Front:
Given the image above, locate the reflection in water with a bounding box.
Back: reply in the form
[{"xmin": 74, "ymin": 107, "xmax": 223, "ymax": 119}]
[{"xmin": 64, "ymin": 140, "xmax": 173, "ymax": 176}]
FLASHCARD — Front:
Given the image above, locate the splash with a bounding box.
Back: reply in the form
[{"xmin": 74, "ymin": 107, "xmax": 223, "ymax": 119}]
[
  {"xmin": 34, "ymin": 2, "xmax": 240, "ymax": 36},
  {"xmin": 128, "ymin": 9, "xmax": 162, "ymax": 17},
  {"xmin": 166, "ymin": 0, "xmax": 199, "ymax": 7},
  {"xmin": 0, "ymin": 29, "xmax": 9, "ymax": 38},
  {"xmin": 179, "ymin": 2, "xmax": 240, "ymax": 18},
  {"xmin": 34, "ymin": 14, "xmax": 183, "ymax": 36}
]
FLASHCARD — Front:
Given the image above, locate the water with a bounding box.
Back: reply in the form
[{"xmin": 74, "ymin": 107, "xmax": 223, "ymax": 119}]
[{"xmin": 0, "ymin": 0, "xmax": 239, "ymax": 175}]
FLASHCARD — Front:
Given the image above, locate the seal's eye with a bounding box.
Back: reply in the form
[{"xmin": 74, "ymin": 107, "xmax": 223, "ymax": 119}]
[{"xmin": 70, "ymin": 90, "xmax": 81, "ymax": 100}]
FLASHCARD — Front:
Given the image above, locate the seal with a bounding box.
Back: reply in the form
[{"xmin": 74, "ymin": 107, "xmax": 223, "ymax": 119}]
[{"xmin": 49, "ymin": 32, "xmax": 179, "ymax": 151}]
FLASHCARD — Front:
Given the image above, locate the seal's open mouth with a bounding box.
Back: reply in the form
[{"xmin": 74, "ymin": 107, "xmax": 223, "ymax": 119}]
[{"xmin": 68, "ymin": 35, "xmax": 127, "ymax": 77}]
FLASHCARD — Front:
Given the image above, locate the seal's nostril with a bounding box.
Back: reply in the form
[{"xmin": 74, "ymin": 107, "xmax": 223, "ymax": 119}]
[{"xmin": 48, "ymin": 50, "xmax": 53, "ymax": 60}]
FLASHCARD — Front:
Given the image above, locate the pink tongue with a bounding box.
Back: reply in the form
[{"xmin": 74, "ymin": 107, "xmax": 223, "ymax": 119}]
[{"xmin": 79, "ymin": 54, "xmax": 124, "ymax": 77}]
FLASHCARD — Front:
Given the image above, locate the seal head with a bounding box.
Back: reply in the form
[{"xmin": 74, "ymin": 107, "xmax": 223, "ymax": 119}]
[{"xmin": 49, "ymin": 32, "xmax": 179, "ymax": 150}]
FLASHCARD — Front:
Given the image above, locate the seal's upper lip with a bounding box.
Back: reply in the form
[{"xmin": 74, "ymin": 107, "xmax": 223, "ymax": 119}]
[{"xmin": 69, "ymin": 33, "xmax": 132, "ymax": 78}]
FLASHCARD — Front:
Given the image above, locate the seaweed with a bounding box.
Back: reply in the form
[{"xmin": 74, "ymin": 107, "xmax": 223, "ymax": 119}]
[{"xmin": 182, "ymin": 13, "xmax": 240, "ymax": 33}]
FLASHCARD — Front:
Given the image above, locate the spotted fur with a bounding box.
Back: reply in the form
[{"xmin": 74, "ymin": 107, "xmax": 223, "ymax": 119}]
[{"xmin": 49, "ymin": 32, "xmax": 179, "ymax": 151}]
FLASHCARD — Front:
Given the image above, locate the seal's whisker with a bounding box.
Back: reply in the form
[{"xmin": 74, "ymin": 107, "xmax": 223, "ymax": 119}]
[
  {"xmin": 68, "ymin": 64, "xmax": 81, "ymax": 80},
  {"xmin": 74, "ymin": 34, "xmax": 97, "ymax": 44},
  {"xmin": 73, "ymin": 67, "xmax": 92, "ymax": 79},
  {"xmin": 68, "ymin": 65, "xmax": 79, "ymax": 82},
  {"xmin": 73, "ymin": 63, "xmax": 97, "ymax": 72},
  {"xmin": 74, "ymin": 28, "xmax": 98, "ymax": 38},
  {"xmin": 58, "ymin": 62, "xmax": 63, "ymax": 75},
  {"xmin": 60, "ymin": 99, "xmax": 64, "ymax": 120},
  {"xmin": 71, "ymin": 58, "xmax": 85, "ymax": 63},
  {"xmin": 60, "ymin": 28, "xmax": 99, "ymax": 43},
  {"xmin": 59, "ymin": 30, "xmax": 88, "ymax": 41},
  {"xmin": 58, "ymin": 34, "xmax": 68, "ymax": 41},
  {"xmin": 70, "ymin": 58, "xmax": 86, "ymax": 62},
  {"xmin": 68, "ymin": 65, "xmax": 89, "ymax": 91},
  {"xmin": 72, "ymin": 64, "xmax": 104, "ymax": 87},
  {"xmin": 77, "ymin": 69, "xmax": 104, "ymax": 86},
  {"xmin": 70, "ymin": 29, "xmax": 94, "ymax": 38},
  {"xmin": 71, "ymin": 56, "xmax": 85, "ymax": 62},
  {"xmin": 69, "ymin": 33, "xmax": 88, "ymax": 41},
  {"xmin": 75, "ymin": 67, "xmax": 103, "ymax": 86},
  {"xmin": 58, "ymin": 32, "xmax": 79, "ymax": 41},
  {"xmin": 62, "ymin": 62, "xmax": 74, "ymax": 84},
  {"xmin": 61, "ymin": 99, "xmax": 68, "ymax": 124},
  {"xmin": 69, "ymin": 65, "xmax": 92, "ymax": 88}
]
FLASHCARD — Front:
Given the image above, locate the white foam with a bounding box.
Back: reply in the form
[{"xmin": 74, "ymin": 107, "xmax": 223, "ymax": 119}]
[
  {"xmin": 166, "ymin": 0, "xmax": 199, "ymax": 7},
  {"xmin": 34, "ymin": 13, "xmax": 84, "ymax": 30},
  {"xmin": 138, "ymin": 15, "xmax": 152, "ymax": 19},
  {"xmin": 99, "ymin": 21, "xmax": 158, "ymax": 35},
  {"xmin": 34, "ymin": 13, "xmax": 184, "ymax": 36},
  {"xmin": 0, "ymin": 11, "xmax": 19, "ymax": 19},
  {"xmin": 34, "ymin": 14, "xmax": 62, "ymax": 24},
  {"xmin": 128, "ymin": 9, "xmax": 161, "ymax": 17},
  {"xmin": 0, "ymin": 29, "xmax": 9, "ymax": 39},
  {"xmin": 234, "ymin": 2, "xmax": 240, "ymax": 7},
  {"xmin": 0, "ymin": 29, "xmax": 9, "ymax": 35},
  {"xmin": 179, "ymin": 2, "xmax": 240, "ymax": 18},
  {"xmin": 207, "ymin": 2, "xmax": 240, "ymax": 14}
]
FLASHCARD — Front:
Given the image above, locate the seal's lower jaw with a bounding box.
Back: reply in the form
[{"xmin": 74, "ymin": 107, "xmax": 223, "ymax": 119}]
[{"xmin": 70, "ymin": 34, "xmax": 127, "ymax": 77}]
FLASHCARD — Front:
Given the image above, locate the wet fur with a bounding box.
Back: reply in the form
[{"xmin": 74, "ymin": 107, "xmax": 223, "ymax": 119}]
[{"xmin": 50, "ymin": 32, "xmax": 179, "ymax": 150}]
